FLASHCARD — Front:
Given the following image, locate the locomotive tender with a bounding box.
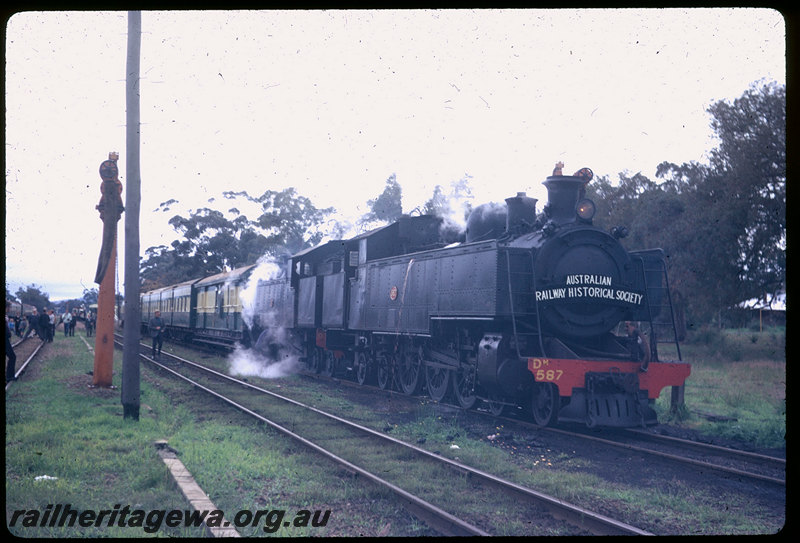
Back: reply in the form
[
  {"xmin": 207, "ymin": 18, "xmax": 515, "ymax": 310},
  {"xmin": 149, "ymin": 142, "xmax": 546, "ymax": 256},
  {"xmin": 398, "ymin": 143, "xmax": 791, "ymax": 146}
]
[{"xmin": 142, "ymin": 166, "xmax": 690, "ymax": 427}]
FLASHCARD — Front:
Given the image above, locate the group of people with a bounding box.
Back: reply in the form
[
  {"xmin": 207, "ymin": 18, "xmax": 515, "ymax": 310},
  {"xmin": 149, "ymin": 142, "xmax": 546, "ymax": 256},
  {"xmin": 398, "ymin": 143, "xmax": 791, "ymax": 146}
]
[
  {"xmin": 10, "ymin": 308, "xmax": 96, "ymax": 342},
  {"xmin": 21, "ymin": 308, "xmax": 57, "ymax": 343},
  {"xmin": 7, "ymin": 314, "xmax": 27, "ymax": 338},
  {"xmin": 60, "ymin": 309, "xmax": 94, "ymax": 337},
  {"xmin": 5, "ymin": 303, "xmax": 99, "ymax": 383}
]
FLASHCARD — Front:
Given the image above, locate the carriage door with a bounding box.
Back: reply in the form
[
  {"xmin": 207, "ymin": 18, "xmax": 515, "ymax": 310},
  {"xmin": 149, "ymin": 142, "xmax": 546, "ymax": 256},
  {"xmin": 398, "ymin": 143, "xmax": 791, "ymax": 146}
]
[{"xmin": 213, "ymin": 286, "xmax": 221, "ymax": 330}]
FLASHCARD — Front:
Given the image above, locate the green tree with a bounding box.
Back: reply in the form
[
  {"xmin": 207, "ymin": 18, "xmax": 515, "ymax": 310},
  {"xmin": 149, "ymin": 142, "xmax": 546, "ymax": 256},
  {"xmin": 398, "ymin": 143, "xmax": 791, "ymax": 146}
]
[
  {"xmin": 140, "ymin": 188, "xmax": 333, "ymax": 289},
  {"xmin": 589, "ymin": 82, "xmax": 785, "ymax": 324},
  {"xmin": 361, "ymin": 173, "xmax": 403, "ymax": 226},
  {"xmin": 249, "ymin": 188, "xmax": 334, "ymax": 255},
  {"xmin": 140, "ymin": 244, "xmax": 200, "ymax": 291},
  {"xmin": 82, "ymin": 288, "xmax": 99, "ymax": 307},
  {"xmin": 15, "ymin": 284, "xmax": 50, "ymax": 311},
  {"xmin": 706, "ymin": 81, "xmax": 786, "ymax": 303},
  {"xmin": 652, "ymin": 162, "xmax": 747, "ymax": 322}
]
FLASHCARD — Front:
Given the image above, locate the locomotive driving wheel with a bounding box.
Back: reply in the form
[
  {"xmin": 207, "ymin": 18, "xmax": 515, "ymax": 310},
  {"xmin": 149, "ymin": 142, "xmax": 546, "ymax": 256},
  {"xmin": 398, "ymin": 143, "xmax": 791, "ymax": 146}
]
[
  {"xmin": 355, "ymin": 352, "xmax": 371, "ymax": 385},
  {"xmin": 452, "ymin": 366, "xmax": 477, "ymax": 409},
  {"xmin": 425, "ymin": 365, "xmax": 450, "ymax": 402},
  {"xmin": 376, "ymin": 352, "xmax": 393, "ymax": 390},
  {"xmin": 398, "ymin": 345, "xmax": 422, "ymax": 395},
  {"xmin": 531, "ymin": 382, "xmax": 559, "ymax": 426}
]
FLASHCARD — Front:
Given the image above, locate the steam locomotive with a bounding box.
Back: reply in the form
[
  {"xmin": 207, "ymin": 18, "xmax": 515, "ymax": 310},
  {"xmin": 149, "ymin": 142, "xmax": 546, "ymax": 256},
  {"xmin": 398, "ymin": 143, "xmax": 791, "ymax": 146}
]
[{"xmin": 142, "ymin": 166, "xmax": 690, "ymax": 427}]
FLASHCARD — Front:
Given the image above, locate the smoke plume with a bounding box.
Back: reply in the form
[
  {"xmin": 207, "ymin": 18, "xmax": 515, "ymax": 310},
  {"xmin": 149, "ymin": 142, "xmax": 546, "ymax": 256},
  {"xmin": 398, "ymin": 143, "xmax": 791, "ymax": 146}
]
[
  {"xmin": 228, "ymin": 343, "xmax": 301, "ymax": 379},
  {"xmin": 229, "ymin": 256, "xmax": 299, "ymax": 379}
]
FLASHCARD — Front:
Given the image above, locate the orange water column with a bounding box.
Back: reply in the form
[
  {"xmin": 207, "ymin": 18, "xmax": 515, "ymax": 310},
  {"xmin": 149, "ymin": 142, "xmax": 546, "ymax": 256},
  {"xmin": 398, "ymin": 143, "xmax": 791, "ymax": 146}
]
[
  {"xmin": 92, "ymin": 153, "xmax": 123, "ymax": 387},
  {"xmin": 93, "ymin": 236, "xmax": 116, "ymax": 387}
]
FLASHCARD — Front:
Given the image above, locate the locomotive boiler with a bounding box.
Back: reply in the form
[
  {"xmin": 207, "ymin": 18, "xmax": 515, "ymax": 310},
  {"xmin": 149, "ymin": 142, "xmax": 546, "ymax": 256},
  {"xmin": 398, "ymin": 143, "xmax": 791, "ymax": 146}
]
[{"xmin": 247, "ymin": 165, "xmax": 690, "ymax": 427}]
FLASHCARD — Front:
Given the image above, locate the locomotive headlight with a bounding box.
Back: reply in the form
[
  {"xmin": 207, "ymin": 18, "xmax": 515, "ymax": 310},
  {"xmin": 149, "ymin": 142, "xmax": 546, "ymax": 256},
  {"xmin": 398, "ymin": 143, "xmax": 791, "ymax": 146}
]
[{"xmin": 575, "ymin": 198, "xmax": 596, "ymax": 222}]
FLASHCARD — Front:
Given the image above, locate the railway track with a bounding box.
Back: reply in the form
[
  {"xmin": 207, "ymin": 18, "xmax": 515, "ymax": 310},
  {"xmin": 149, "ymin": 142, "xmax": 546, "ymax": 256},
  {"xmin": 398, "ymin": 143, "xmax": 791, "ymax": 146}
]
[
  {"xmin": 624, "ymin": 427, "xmax": 784, "ymax": 484},
  {"xmin": 5, "ymin": 337, "xmax": 46, "ymax": 391},
  {"xmin": 298, "ymin": 362, "xmax": 786, "ymax": 490},
  {"xmin": 121, "ymin": 337, "xmax": 651, "ymax": 536},
  {"xmin": 167, "ymin": 337, "xmax": 786, "ymax": 493},
  {"xmin": 538, "ymin": 425, "xmax": 785, "ymax": 487}
]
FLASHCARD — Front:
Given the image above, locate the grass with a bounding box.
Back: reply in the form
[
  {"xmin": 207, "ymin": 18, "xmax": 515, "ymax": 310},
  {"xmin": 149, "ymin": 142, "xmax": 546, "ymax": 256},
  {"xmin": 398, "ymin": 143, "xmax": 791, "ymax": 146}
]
[
  {"xmin": 4, "ymin": 333, "xmax": 435, "ymax": 537},
  {"xmin": 5, "ymin": 337, "xmax": 207, "ymax": 538},
  {"xmin": 7, "ymin": 327, "xmax": 784, "ymax": 536},
  {"xmin": 653, "ymin": 326, "xmax": 785, "ymax": 449}
]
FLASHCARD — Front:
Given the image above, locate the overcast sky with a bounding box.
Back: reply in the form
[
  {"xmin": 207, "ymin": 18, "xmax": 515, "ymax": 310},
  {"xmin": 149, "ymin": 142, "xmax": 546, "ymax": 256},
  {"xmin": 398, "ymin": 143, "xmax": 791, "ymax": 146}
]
[{"xmin": 4, "ymin": 8, "xmax": 786, "ymax": 301}]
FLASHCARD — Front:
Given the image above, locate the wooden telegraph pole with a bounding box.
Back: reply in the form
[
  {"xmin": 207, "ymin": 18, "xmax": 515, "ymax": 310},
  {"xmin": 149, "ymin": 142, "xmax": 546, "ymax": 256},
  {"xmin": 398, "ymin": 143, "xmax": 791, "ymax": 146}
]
[
  {"xmin": 93, "ymin": 153, "xmax": 124, "ymax": 387},
  {"xmin": 121, "ymin": 10, "xmax": 142, "ymax": 420}
]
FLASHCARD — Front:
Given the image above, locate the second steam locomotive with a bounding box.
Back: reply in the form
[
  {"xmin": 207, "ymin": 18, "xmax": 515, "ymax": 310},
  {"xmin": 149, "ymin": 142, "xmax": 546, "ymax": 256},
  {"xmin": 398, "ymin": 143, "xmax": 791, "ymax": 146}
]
[{"xmin": 142, "ymin": 166, "xmax": 690, "ymax": 427}]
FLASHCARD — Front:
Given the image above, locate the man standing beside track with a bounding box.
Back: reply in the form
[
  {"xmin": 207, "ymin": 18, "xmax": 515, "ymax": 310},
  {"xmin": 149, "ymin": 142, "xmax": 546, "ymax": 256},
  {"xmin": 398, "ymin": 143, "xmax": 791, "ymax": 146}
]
[
  {"xmin": 39, "ymin": 309, "xmax": 52, "ymax": 342},
  {"xmin": 23, "ymin": 308, "xmax": 39, "ymax": 340},
  {"xmin": 49, "ymin": 309, "xmax": 56, "ymax": 341},
  {"xmin": 86, "ymin": 312, "xmax": 95, "ymax": 337},
  {"xmin": 149, "ymin": 310, "xmax": 164, "ymax": 360},
  {"xmin": 6, "ymin": 301, "xmax": 17, "ymax": 383},
  {"xmin": 62, "ymin": 310, "xmax": 73, "ymax": 337}
]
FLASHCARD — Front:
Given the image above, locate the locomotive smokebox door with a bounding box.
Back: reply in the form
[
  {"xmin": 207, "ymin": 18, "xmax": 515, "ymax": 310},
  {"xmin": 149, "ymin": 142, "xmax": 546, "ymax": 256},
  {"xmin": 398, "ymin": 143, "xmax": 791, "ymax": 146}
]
[{"xmin": 533, "ymin": 227, "xmax": 644, "ymax": 339}]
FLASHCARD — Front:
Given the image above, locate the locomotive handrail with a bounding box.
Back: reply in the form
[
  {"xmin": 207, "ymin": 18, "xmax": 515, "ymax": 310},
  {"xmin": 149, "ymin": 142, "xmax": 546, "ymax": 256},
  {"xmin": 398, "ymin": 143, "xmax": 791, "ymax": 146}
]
[
  {"xmin": 635, "ymin": 253, "xmax": 683, "ymax": 362},
  {"xmin": 634, "ymin": 253, "xmax": 660, "ymax": 362},
  {"xmin": 660, "ymin": 262, "xmax": 683, "ymax": 361},
  {"xmin": 528, "ymin": 250, "xmax": 547, "ymax": 357},
  {"xmin": 505, "ymin": 250, "xmax": 523, "ymax": 359},
  {"xmin": 504, "ymin": 249, "xmax": 547, "ymax": 358}
]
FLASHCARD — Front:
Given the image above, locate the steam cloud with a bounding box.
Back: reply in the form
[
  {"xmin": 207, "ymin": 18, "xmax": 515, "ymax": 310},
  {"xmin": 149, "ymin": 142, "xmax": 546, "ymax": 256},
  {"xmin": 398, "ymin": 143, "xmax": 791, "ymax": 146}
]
[
  {"xmin": 228, "ymin": 343, "xmax": 301, "ymax": 379},
  {"xmin": 239, "ymin": 257, "xmax": 285, "ymax": 330},
  {"xmin": 426, "ymin": 180, "xmax": 475, "ymax": 243},
  {"xmin": 228, "ymin": 256, "xmax": 300, "ymax": 380}
]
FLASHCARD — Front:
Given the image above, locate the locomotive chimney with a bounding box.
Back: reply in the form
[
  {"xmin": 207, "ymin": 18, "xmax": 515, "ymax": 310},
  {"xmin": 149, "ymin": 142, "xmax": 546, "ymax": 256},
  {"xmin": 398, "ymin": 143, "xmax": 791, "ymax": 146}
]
[
  {"xmin": 543, "ymin": 175, "xmax": 586, "ymax": 225},
  {"xmin": 505, "ymin": 192, "xmax": 537, "ymax": 236}
]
